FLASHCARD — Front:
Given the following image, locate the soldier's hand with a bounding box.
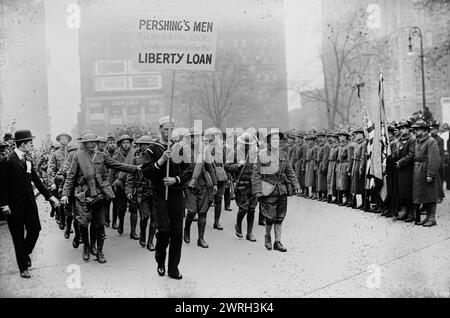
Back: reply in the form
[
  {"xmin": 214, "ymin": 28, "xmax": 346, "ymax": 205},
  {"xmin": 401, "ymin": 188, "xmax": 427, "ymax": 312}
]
[
  {"xmin": 50, "ymin": 183, "xmax": 57, "ymax": 191},
  {"xmin": 60, "ymin": 196, "xmax": 69, "ymax": 205},
  {"xmin": 213, "ymin": 185, "xmax": 218, "ymax": 195},
  {"xmin": 163, "ymin": 177, "xmax": 177, "ymax": 187},
  {"xmin": 127, "ymin": 193, "xmax": 133, "ymax": 200},
  {"xmin": 158, "ymin": 150, "xmax": 172, "ymax": 166},
  {"xmin": 427, "ymin": 176, "xmax": 433, "ymax": 183},
  {"xmin": 188, "ymin": 179, "xmax": 197, "ymax": 188},
  {"xmin": 1, "ymin": 206, "xmax": 11, "ymax": 216},
  {"xmin": 49, "ymin": 196, "xmax": 60, "ymax": 207}
]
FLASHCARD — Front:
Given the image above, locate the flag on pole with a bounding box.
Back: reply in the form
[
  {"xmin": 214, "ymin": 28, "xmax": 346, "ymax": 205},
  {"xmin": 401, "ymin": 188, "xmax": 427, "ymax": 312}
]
[{"xmin": 377, "ymin": 72, "xmax": 391, "ymax": 201}]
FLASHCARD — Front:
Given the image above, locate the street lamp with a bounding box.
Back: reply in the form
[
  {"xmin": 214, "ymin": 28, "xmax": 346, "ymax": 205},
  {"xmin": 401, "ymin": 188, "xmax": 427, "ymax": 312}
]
[{"xmin": 408, "ymin": 26, "xmax": 426, "ymax": 112}]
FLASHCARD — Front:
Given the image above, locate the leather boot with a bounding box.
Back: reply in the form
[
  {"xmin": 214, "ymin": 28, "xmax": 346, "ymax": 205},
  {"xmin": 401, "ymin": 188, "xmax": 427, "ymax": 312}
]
[
  {"xmin": 130, "ymin": 212, "xmax": 139, "ymax": 240},
  {"xmin": 351, "ymin": 195, "xmax": 358, "ymax": 209},
  {"xmin": 404, "ymin": 205, "xmax": 415, "ymax": 222},
  {"xmin": 235, "ymin": 210, "xmax": 245, "ymax": 238},
  {"xmin": 81, "ymin": 227, "xmax": 90, "ymax": 261},
  {"xmin": 139, "ymin": 218, "xmax": 147, "ymax": 247},
  {"xmin": 184, "ymin": 212, "xmax": 194, "ymax": 243},
  {"xmin": 89, "ymin": 224, "xmax": 97, "ymax": 256},
  {"xmin": 346, "ymin": 194, "xmax": 353, "ymax": 207},
  {"xmin": 96, "ymin": 226, "xmax": 106, "ymax": 264},
  {"xmin": 246, "ymin": 212, "xmax": 256, "ymax": 242},
  {"xmin": 213, "ymin": 203, "xmax": 223, "ymax": 230},
  {"xmin": 64, "ymin": 215, "xmax": 72, "ymax": 239},
  {"xmin": 265, "ymin": 235, "xmax": 272, "ymax": 250},
  {"xmin": 414, "ymin": 205, "xmax": 421, "ymax": 225},
  {"xmin": 147, "ymin": 222, "xmax": 156, "ymax": 251},
  {"xmin": 422, "ymin": 203, "xmax": 437, "ymax": 227},
  {"xmin": 197, "ymin": 214, "xmax": 209, "ymax": 248},
  {"xmin": 273, "ymin": 241, "xmax": 287, "ymax": 252},
  {"xmin": 327, "ymin": 195, "xmax": 332, "ymax": 203},
  {"xmin": 72, "ymin": 220, "xmax": 80, "ymax": 249}
]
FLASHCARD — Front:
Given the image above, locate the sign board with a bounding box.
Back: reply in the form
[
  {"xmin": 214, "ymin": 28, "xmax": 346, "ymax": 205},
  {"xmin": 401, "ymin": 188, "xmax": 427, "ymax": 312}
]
[{"xmin": 134, "ymin": 14, "xmax": 218, "ymax": 71}]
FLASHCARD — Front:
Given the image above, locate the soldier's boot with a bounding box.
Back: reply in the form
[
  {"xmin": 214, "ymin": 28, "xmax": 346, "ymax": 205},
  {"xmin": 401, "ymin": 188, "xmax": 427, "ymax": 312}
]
[
  {"xmin": 184, "ymin": 211, "xmax": 195, "ymax": 244},
  {"xmin": 64, "ymin": 215, "xmax": 72, "ymax": 239},
  {"xmin": 213, "ymin": 203, "xmax": 223, "ymax": 230},
  {"xmin": 147, "ymin": 222, "xmax": 156, "ymax": 251},
  {"xmin": 72, "ymin": 220, "xmax": 80, "ymax": 249},
  {"xmin": 265, "ymin": 234, "xmax": 272, "ymax": 250},
  {"xmin": 338, "ymin": 192, "xmax": 345, "ymax": 206},
  {"xmin": 235, "ymin": 210, "xmax": 245, "ymax": 238},
  {"xmin": 351, "ymin": 195, "xmax": 358, "ymax": 209},
  {"xmin": 414, "ymin": 205, "xmax": 422, "ymax": 225},
  {"xmin": 346, "ymin": 194, "xmax": 354, "ymax": 207},
  {"xmin": 112, "ymin": 203, "xmax": 118, "ymax": 229},
  {"xmin": 130, "ymin": 212, "xmax": 140, "ymax": 240},
  {"xmin": 197, "ymin": 214, "xmax": 209, "ymax": 248},
  {"xmin": 357, "ymin": 193, "xmax": 365, "ymax": 210},
  {"xmin": 139, "ymin": 218, "xmax": 148, "ymax": 247},
  {"xmin": 89, "ymin": 224, "xmax": 97, "ymax": 256},
  {"xmin": 273, "ymin": 223, "xmax": 287, "ymax": 252},
  {"xmin": 96, "ymin": 226, "xmax": 107, "ymax": 264},
  {"xmin": 81, "ymin": 227, "xmax": 90, "ymax": 261},
  {"xmin": 246, "ymin": 212, "xmax": 256, "ymax": 242},
  {"xmin": 422, "ymin": 203, "xmax": 437, "ymax": 227},
  {"xmin": 404, "ymin": 204, "xmax": 415, "ymax": 222},
  {"xmin": 59, "ymin": 207, "xmax": 66, "ymax": 230}
]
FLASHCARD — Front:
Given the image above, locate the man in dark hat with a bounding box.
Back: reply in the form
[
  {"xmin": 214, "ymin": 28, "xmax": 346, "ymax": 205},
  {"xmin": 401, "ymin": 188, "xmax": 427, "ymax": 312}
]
[
  {"xmin": 142, "ymin": 116, "xmax": 190, "ymax": 279},
  {"xmin": 126, "ymin": 136, "xmax": 157, "ymax": 251},
  {"xmin": 0, "ymin": 130, "xmax": 60, "ymax": 278},
  {"xmin": 430, "ymin": 121, "xmax": 445, "ymax": 196},
  {"xmin": 350, "ymin": 128, "xmax": 367, "ymax": 209},
  {"xmin": 48, "ymin": 133, "xmax": 72, "ymax": 232},
  {"xmin": 61, "ymin": 133, "xmax": 140, "ymax": 263},
  {"xmin": 108, "ymin": 134, "xmax": 138, "ymax": 238},
  {"xmin": 410, "ymin": 120, "xmax": 443, "ymax": 226}
]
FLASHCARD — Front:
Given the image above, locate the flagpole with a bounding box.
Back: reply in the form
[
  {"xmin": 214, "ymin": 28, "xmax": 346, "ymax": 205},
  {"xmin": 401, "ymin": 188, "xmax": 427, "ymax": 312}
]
[{"xmin": 165, "ymin": 70, "xmax": 176, "ymax": 200}]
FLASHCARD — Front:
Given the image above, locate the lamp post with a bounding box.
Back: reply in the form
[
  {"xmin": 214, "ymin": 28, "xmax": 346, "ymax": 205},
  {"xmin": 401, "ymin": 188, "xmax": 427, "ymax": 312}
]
[{"xmin": 408, "ymin": 26, "xmax": 426, "ymax": 113}]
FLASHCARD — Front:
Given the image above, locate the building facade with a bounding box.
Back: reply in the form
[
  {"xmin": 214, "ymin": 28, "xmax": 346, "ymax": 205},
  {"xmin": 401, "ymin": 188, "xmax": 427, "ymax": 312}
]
[{"xmin": 77, "ymin": 0, "xmax": 288, "ymax": 136}]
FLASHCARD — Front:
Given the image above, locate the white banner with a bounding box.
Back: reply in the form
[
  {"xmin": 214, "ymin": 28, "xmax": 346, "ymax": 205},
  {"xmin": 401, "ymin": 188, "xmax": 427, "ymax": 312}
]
[{"xmin": 134, "ymin": 13, "xmax": 218, "ymax": 71}]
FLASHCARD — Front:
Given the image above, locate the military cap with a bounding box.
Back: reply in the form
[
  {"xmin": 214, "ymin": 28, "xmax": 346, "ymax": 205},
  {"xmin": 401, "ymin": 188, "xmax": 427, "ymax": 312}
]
[
  {"xmin": 352, "ymin": 127, "xmax": 365, "ymax": 134},
  {"xmin": 430, "ymin": 120, "xmax": 440, "ymax": 128},
  {"xmin": 237, "ymin": 132, "xmax": 257, "ymax": 145},
  {"xmin": 265, "ymin": 130, "xmax": 285, "ymax": 141},
  {"xmin": 396, "ymin": 120, "xmax": 411, "ymax": 129},
  {"xmin": 56, "ymin": 132, "xmax": 72, "ymax": 143},
  {"xmin": 337, "ymin": 130, "xmax": 351, "ymax": 137},
  {"xmin": 135, "ymin": 135, "xmax": 154, "ymax": 144},
  {"xmin": 316, "ymin": 130, "xmax": 326, "ymax": 137},
  {"xmin": 77, "ymin": 130, "xmax": 93, "ymax": 141},
  {"xmin": 158, "ymin": 116, "xmax": 175, "ymax": 127},
  {"xmin": 79, "ymin": 133, "xmax": 98, "ymax": 143},
  {"xmin": 116, "ymin": 134, "xmax": 134, "ymax": 144},
  {"xmin": 411, "ymin": 119, "xmax": 430, "ymax": 130},
  {"xmin": 304, "ymin": 134, "xmax": 316, "ymax": 140},
  {"xmin": 106, "ymin": 135, "xmax": 115, "ymax": 142},
  {"xmin": 96, "ymin": 136, "xmax": 107, "ymax": 143}
]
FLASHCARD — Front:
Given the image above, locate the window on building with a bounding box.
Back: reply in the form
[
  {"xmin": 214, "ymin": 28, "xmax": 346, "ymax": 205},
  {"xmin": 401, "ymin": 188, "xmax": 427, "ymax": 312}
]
[
  {"xmin": 129, "ymin": 75, "xmax": 162, "ymax": 90},
  {"xmin": 94, "ymin": 60, "xmax": 127, "ymax": 76}
]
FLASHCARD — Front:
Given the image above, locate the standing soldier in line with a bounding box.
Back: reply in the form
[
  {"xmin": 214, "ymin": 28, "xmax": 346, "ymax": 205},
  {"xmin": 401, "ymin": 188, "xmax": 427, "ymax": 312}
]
[
  {"xmin": 61, "ymin": 133, "xmax": 139, "ymax": 263},
  {"xmin": 252, "ymin": 131, "xmax": 300, "ymax": 252},
  {"xmin": 126, "ymin": 136, "xmax": 156, "ymax": 251},
  {"xmin": 336, "ymin": 131, "xmax": 353, "ymax": 206},
  {"xmin": 225, "ymin": 132, "xmax": 259, "ymax": 242},
  {"xmin": 105, "ymin": 135, "xmax": 116, "ymax": 228},
  {"xmin": 285, "ymin": 134, "xmax": 297, "ymax": 170},
  {"xmin": 316, "ymin": 131, "xmax": 330, "ymax": 202},
  {"xmin": 108, "ymin": 134, "xmax": 138, "ymax": 238},
  {"xmin": 223, "ymin": 132, "xmax": 233, "ymax": 212},
  {"xmin": 430, "ymin": 121, "xmax": 445, "ymax": 198},
  {"xmin": 392, "ymin": 120, "xmax": 416, "ymax": 221},
  {"xmin": 326, "ymin": 132, "xmax": 339, "ymax": 204},
  {"xmin": 350, "ymin": 128, "xmax": 367, "ymax": 209},
  {"xmin": 141, "ymin": 116, "xmax": 190, "ymax": 279},
  {"xmin": 304, "ymin": 134, "xmax": 318, "ymax": 199},
  {"xmin": 411, "ymin": 120, "xmax": 443, "ymax": 227},
  {"xmin": 48, "ymin": 133, "xmax": 72, "ymax": 231},
  {"xmin": 183, "ymin": 128, "xmax": 217, "ymax": 248},
  {"xmin": 204, "ymin": 128, "xmax": 228, "ymax": 230},
  {"xmin": 293, "ymin": 132, "xmax": 307, "ymax": 196}
]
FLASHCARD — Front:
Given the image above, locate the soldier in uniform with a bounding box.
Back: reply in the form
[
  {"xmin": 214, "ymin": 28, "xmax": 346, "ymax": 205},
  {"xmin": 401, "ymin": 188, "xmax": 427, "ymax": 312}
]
[
  {"xmin": 97, "ymin": 136, "xmax": 107, "ymax": 153},
  {"xmin": 392, "ymin": 120, "xmax": 416, "ymax": 221},
  {"xmin": 105, "ymin": 135, "xmax": 116, "ymax": 228},
  {"xmin": 225, "ymin": 132, "xmax": 258, "ymax": 242},
  {"xmin": 336, "ymin": 131, "xmax": 353, "ymax": 206},
  {"xmin": 126, "ymin": 136, "xmax": 156, "ymax": 251},
  {"xmin": 316, "ymin": 131, "xmax": 330, "ymax": 201},
  {"xmin": 304, "ymin": 135, "xmax": 318, "ymax": 199},
  {"xmin": 183, "ymin": 128, "xmax": 217, "ymax": 248},
  {"xmin": 292, "ymin": 132, "xmax": 306, "ymax": 196},
  {"xmin": 350, "ymin": 128, "xmax": 367, "ymax": 209},
  {"xmin": 411, "ymin": 120, "xmax": 443, "ymax": 227},
  {"xmin": 141, "ymin": 116, "xmax": 190, "ymax": 279},
  {"xmin": 48, "ymin": 133, "xmax": 72, "ymax": 231},
  {"xmin": 108, "ymin": 134, "xmax": 138, "ymax": 238},
  {"xmin": 430, "ymin": 121, "xmax": 445, "ymax": 197},
  {"xmin": 61, "ymin": 133, "xmax": 139, "ymax": 263},
  {"xmin": 326, "ymin": 132, "xmax": 339, "ymax": 204}
]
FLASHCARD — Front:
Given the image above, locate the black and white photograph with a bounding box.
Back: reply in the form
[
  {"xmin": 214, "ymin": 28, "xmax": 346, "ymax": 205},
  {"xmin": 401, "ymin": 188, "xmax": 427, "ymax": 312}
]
[{"xmin": 0, "ymin": 0, "xmax": 449, "ymax": 303}]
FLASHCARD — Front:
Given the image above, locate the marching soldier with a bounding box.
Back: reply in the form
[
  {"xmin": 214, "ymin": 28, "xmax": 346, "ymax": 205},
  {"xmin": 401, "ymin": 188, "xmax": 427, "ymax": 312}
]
[
  {"xmin": 304, "ymin": 134, "xmax": 318, "ymax": 199},
  {"xmin": 183, "ymin": 128, "xmax": 217, "ymax": 248},
  {"xmin": 48, "ymin": 133, "xmax": 72, "ymax": 231},
  {"xmin": 293, "ymin": 132, "xmax": 307, "ymax": 196},
  {"xmin": 316, "ymin": 131, "xmax": 330, "ymax": 201},
  {"xmin": 350, "ymin": 128, "xmax": 367, "ymax": 209},
  {"xmin": 105, "ymin": 135, "xmax": 116, "ymax": 228},
  {"xmin": 225, "ymin": 132, "xmax": 259, "ymax": 242},
  {"xmin": 108, "ymin": 134, "xmax": 138, "ymax": 238},
  {"xmin": 326, "ymin": 132, "xmax": 339, "ymax": 203},
  {"xmin": 126, "ymin": 136, "xmax": 156, "ymax": 251},
  {"xmin": 411, "ymin": 120, "xmax": 443, "ymax": 227},
  {"xmin": 61, "ymin": 133, "xmax": 139, "ymax": 263},
  {"xmin": 336, "ymin": 131, "xmax": 353, "ymax": 206},
  {"xmin": 141, "ymin": 116, "xmax": 190, "ymax": 279}
]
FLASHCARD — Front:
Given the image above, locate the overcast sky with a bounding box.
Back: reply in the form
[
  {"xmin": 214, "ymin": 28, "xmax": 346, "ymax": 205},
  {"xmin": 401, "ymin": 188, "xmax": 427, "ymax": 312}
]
[{"xmin": 45, "ymin": 0, "xmax": 323, "ymax": 136}]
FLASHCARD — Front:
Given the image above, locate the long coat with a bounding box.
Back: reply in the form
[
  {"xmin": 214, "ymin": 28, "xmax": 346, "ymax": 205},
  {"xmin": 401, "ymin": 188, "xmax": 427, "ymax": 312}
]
[
  {"xmin": 295, "ymin": 143, "xmax": 307, "ymax": 187},
  {"xmin": 327, "ymin": 144, "xmax": 339, "ymax": 195},
  {"xmin": 316, "ymin": 143, "xmax": 330, "ymax": 192},
  {"xmin": 396, "ymin": 133, "xmax": 415, "ymax": 200},
  {"xmin": 336, "ymin": 142, "xmax": 354, "ymax": 191},
  {"xmin": 305, "ymin": 145, "xmax": 318, "ymax": 187},
  {"xmin": 350, "ymin": 139, "xmax": 367, "ymax": 195},
  {"xmin": 412, "ymin": 135, "xmax": 444, "ymax": 204}
]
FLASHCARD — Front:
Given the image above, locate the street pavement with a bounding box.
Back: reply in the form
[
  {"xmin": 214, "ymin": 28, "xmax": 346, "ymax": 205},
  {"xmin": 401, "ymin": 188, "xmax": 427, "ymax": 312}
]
[{"xmin": 1, "ymin": 192, "xmax": 449, "ymax": 298}]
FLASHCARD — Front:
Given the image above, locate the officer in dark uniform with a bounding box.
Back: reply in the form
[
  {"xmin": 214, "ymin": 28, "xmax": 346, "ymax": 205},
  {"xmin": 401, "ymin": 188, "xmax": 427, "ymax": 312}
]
[
  {"xmin": 430, "ymin": 121, "xmax": 445, "ymax": 197},
  {"xmin": 142, "ymin": 116, "xmax": 190, "ymax": 279}
]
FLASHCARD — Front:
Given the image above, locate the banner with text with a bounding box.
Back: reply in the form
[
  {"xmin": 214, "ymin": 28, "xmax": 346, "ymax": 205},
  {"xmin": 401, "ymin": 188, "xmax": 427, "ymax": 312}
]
[{"xmin": 135, "ymin": 14, "xmax": 218, "ymax": 71}]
